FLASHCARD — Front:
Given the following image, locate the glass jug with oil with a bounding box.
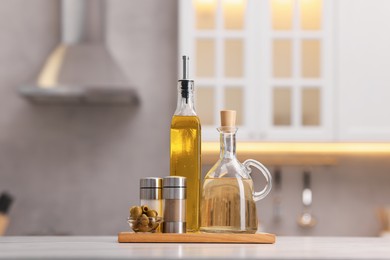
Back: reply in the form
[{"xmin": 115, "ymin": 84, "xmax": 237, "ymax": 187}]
[{"xmin": 200, "ymin": 110, "xmax": 272, "ymax": 234}]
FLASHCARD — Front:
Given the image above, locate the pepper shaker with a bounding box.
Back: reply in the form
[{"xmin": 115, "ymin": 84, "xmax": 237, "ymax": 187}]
[{"xmin": 163, "ymin": 176, "xmax": 187, "ymax": 233}]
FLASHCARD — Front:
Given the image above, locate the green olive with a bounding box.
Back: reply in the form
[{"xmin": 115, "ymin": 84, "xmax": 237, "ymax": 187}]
[
  {"xmin": 129, "ymin": 206, "xmax": 142, "ymax": 219},
  {"xmin": 146, "ymin": 210, "xmax": 158, "ymax": 218},
  {"xmin": 141, "ymin": 205, "xmax": 149, "ymax": 214},
  {"xmin": 132, "ymin": 224, "xmax": 140, "ymax": 232},
  {"xmin": 140, "ymin": 214, "xmax": 149, "ymax": 226},
  {"xmin": 138, "ymin": 225, "xmax": 149, "ymax": 232}
]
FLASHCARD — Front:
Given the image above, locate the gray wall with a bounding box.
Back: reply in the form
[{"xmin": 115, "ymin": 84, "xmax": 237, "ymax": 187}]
[
  {"xmin": 255, "ymin": 156, "xmax": 390, "ymax": 237},
  {"xmin": 0, "ymin": 0, "xmax": 177, "ymax": 235},
  {"xmin": 0, "ymin": 0, "xmax": 389, "ymax": 236}
]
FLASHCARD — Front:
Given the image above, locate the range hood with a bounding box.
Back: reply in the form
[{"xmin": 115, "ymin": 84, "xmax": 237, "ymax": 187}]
[{"xmin": 20, "ymin": 0, "xmax": 138, "ymax": 105}]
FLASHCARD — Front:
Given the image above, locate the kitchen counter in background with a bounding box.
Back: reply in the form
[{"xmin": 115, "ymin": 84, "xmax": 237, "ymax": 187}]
[{"xmin": 0, "ymin": 236, "xmax": 389, "ymax": 260}]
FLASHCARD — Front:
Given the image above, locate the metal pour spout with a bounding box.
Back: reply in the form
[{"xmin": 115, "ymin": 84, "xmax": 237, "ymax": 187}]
[{"xmin": 182, "ymin": 55, "xmax": 189, "ymax": 80}]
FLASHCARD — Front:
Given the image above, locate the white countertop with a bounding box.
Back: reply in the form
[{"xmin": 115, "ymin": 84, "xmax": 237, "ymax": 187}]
[{"xmin": 0, "ymin": 236, "xmax": 389, "ymax": 260}]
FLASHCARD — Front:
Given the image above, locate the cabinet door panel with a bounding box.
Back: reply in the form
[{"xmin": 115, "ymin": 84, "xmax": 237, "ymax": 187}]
[{"xmin": 338, "ymin": 0, "xmax": 390, "ymax": 141}]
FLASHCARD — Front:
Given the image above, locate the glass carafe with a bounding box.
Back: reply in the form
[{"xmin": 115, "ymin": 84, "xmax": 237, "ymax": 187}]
[{"xmin": 200, "ymin": 111, "xmax": 272, "ymax": 234}]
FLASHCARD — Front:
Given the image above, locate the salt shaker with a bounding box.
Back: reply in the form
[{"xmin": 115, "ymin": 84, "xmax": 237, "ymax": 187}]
[
  {"xmin": 140, "ymin": 177, "xmax": 163, "ymax": 218},
  {"xmin": 163, "ymin": 176, "xmax": 187, "ymax": 233}
]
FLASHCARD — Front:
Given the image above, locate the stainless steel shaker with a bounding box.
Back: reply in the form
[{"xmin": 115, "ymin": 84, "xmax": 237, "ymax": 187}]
[
  {"xmin": 140, "ymin": 177, "xmax": 163, "ymax": 217},
  {"xmin": 162, "ymin": 176, "xmax": 186, "ymax": 233}
]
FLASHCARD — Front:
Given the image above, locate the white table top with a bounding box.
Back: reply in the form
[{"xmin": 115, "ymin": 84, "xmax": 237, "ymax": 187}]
[{"xmin": 0, "ymin": 236, "xmax": 389, "ymax": 260}]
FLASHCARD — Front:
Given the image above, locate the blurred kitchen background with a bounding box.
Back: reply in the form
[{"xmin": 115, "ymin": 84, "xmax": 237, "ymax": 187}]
[{"xmin": 1, "ymin": 0, "xmax": 390, "ymax": 237}]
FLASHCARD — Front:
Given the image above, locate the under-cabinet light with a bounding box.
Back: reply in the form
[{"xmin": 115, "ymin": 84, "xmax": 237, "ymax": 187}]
[{"xmin": 203, "ymin": 142, "xmax": 390, "ymax": 155}]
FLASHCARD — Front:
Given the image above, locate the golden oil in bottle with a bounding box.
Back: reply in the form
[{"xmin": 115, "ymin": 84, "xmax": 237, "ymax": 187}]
[
  {"xmin": 200, "ymin": 178, "xmax": 258, "ymax": 233},
  {"xmin": 170, "ymin": 115, "xmax": 201, "ymax": 232}
]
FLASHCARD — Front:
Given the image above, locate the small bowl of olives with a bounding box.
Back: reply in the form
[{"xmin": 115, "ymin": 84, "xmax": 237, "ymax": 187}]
[{"xmin": 127, "ymin": 205, "xmax": 163, "ymax": 233}]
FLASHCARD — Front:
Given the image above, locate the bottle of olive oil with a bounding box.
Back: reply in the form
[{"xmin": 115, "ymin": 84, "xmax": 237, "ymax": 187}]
[{"xmin": 170, "ymin": 56, "xmax": 201, "ymax": 232}]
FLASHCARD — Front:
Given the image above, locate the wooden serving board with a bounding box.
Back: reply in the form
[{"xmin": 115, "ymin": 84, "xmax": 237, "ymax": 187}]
[{"xmin": 117, "ymin": 232, "xmax": 275, "ymax": 244}]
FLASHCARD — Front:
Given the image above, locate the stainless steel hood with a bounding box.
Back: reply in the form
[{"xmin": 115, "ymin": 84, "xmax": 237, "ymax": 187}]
[{"xmin": 19, "ymin": 0, "xmax": 138, "ymax": 105}]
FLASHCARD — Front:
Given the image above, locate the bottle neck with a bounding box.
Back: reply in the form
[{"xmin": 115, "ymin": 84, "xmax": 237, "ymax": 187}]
[
  {"xmin": 219, "ymin": 128, "xmax": 238, "ymax": 159},
  {"xmin": 174, "ymin": 80, "xmax": 196, "ymax": 116}
]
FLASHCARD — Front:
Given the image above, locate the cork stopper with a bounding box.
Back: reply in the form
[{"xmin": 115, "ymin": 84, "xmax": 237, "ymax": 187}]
[{"xmin": 220, "ymin": 110, "xmax": 236, "ymax": 127}]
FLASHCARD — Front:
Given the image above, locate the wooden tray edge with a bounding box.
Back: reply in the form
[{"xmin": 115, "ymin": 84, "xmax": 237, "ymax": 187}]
[{"xmin": 117, "ymin": 232, "xmax": 276, "ymax": 244}]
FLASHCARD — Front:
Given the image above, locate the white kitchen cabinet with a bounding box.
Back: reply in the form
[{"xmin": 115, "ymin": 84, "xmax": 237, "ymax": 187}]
[
  {"xmin": 180, "ymin": 0, "xmax": 390, "ymax": 142},
  {"xmin": 180, "ymin": 0, "xmax": 334, "ymax": 142},
  {"xmin": 337, "ymin": 0, "xmax": 390, "ymax": 141}
]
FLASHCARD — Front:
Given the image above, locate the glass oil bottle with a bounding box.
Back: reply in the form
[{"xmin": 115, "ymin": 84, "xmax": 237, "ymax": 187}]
[
  {"xmin": 170, "ymin": 56, "xmax": 201, "ymax": 232},
  {"xmin": 200, "ymin": 110, "xmax": 272, "ymax": 234}
]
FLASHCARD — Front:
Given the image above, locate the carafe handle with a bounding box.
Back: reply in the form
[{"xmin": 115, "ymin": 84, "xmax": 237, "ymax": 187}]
[{"xmin": 243, "ymin": 159, "xmax": 272, "ymax": 202}]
